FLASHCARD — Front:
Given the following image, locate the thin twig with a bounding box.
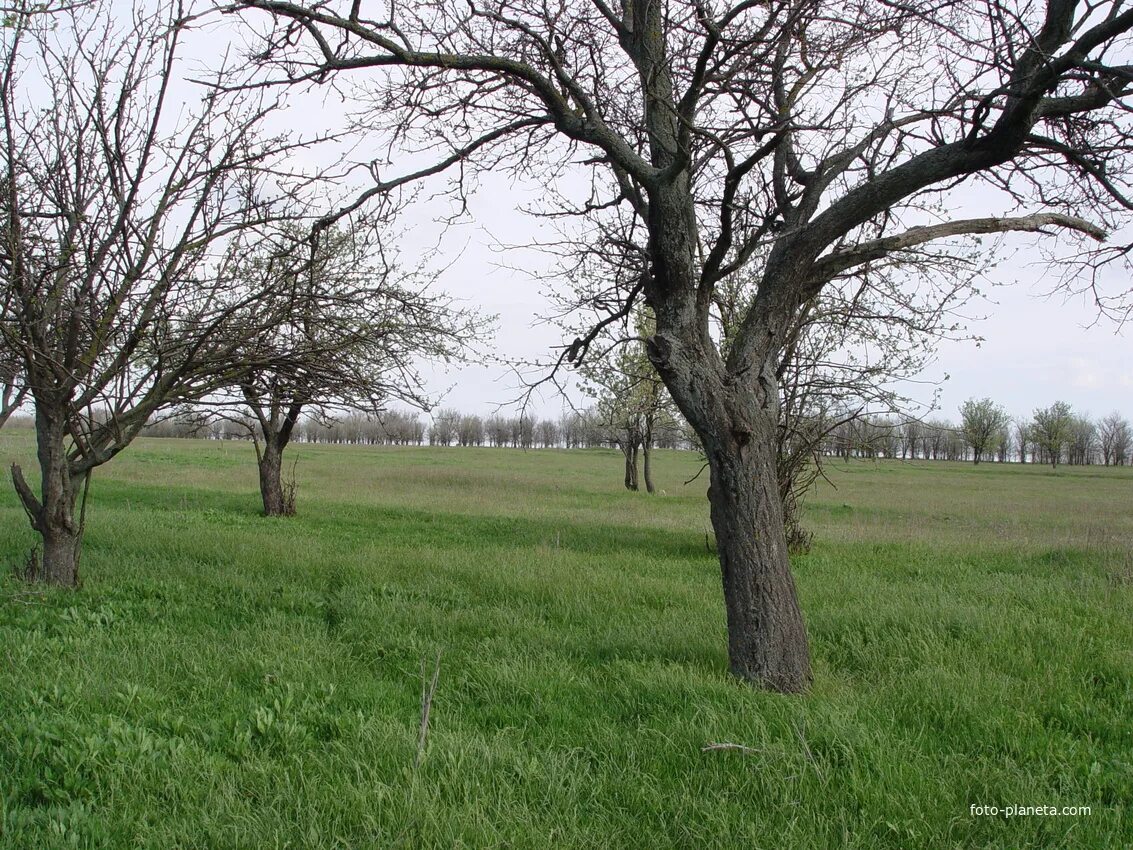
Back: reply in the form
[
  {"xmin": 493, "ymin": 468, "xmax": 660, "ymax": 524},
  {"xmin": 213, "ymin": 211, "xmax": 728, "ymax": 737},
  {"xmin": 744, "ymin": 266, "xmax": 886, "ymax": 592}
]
[
  {"xmin": 793, "ymin": 719, "xmax": 827, "ymax": 783},
  {"xmin": 701, "ymin": 741, "xmax": 764, "ymax": 755},
  {"xmin": 414, "ymin": 650, "xmax": 442, "ymax": 769}
]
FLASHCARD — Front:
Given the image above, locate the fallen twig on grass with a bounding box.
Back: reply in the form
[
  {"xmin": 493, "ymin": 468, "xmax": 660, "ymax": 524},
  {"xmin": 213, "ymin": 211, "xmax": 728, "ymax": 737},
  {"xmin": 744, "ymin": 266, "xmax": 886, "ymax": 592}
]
[
  {"xmin": 414, "ymin": 650, "xmax": 442, "ymax": 769},
  {"xmin": 701, "ymin": 741, "xmax": 764, "ymax": 755}
]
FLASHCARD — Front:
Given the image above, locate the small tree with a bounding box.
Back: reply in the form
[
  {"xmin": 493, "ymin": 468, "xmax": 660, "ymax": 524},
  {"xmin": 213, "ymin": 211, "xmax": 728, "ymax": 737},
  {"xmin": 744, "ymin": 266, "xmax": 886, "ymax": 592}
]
[
  {"xmin": 220, "ymin": 223, "xmax": 482, "ymax": 515},
  {"xmin": 959, "ymin": 398, "xmax": 1010, "ymax": 464},
  {"xmin": 1032, "ymin": 402, "xmax": 1074, "ymax": 468},
  {"xmin": 1098, "ymin": 412, "xmax": 1131, "ymax": 466},
  {"xmin": 578, "ymin": 310, "xmax": 675, "ymax": 495}
]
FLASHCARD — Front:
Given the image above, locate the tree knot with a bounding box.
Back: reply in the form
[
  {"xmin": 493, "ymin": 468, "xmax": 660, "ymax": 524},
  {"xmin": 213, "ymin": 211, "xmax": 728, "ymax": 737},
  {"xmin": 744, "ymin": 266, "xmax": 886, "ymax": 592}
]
[{"xmin": 646, "ymin": 334, "xmax": 672, "ymax": 368}]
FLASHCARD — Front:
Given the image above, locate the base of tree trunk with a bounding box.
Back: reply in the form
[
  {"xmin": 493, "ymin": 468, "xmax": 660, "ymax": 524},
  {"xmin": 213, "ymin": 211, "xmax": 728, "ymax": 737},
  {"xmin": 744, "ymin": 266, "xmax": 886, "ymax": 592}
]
[
  {"xmin": 707, "ymin": 441, "xmax": 812, "ymax": 694},
  {"xmin": 20, "ymin": 530, "xmax": 81, "ymax": 586}
]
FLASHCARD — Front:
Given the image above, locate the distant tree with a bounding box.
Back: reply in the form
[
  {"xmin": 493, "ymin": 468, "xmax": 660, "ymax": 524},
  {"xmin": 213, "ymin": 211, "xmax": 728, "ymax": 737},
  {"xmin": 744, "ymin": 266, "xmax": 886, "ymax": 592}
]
[
  {"xmin": 515, "ymin": 416, "xmax": 535, "ymax": 449},
  {"xmin": 536, "ymin": 419, "xmax": 560, "ymax": 449},
  {"xmin": 1098, "ymin": 412, "xmax": 1131, "ymax": 466},
  {"xmin": 457, "ymin": 414, "xmax": 485, "ymax": 447},
  {"xmin": 1066, "ymin": 415, "xmax": 1097, "ymax": 466},
  {"xmin": 1014, "ymin": 419, "xmax": 1032, "ymax": 464},
  {"xmin": 141, "ymin": 411, "xmax": 210, "ymax": 440},
  {"xmin": 959, "ymin": 398, "xmax": 1010, "ymax": 464},
  {"xmin": 485, "ymin": 414, "xmax": 510, "ymax": 448},
  {"xmin": 219, "ymin": 223, "xmax": 482, "ymax": 515},
  {"xmin": 900, "ymin": 420, "xmax": 922, "ymax": 460},
  {"xmin": 994, "ymin": 424, "xmax": 1012, "ymax": 463},
  {"xmin": 1032, "ymin": 402, "xmax": 1074, "ymax": 468},
  {"xmin": 579, "ymin": 311, "xmax": 675, "ymax": 494},
  {"xmin": 429, "ymin": 409, "xmax": 460, "ymax": 446}
]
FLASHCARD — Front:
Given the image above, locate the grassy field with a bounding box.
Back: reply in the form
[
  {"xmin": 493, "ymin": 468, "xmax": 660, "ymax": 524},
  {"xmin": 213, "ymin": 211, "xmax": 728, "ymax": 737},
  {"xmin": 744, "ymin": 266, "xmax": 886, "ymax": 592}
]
[{"xmin": 0, "ymin": 432, "xmax": 1130, "ymax": 849}]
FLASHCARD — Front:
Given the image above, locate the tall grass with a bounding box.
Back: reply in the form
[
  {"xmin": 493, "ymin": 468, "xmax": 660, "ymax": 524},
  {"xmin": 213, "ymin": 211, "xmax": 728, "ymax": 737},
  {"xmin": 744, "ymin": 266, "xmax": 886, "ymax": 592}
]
[{"xmin": 1, "ymin": 434, "xmax": 1129, "ymax": 848}]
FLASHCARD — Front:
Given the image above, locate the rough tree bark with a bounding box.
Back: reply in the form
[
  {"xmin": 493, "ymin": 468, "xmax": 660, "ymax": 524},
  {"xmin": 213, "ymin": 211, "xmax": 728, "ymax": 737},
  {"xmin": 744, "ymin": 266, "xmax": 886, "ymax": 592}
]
[
  {"xmin": 256, "ymin": 435, "xmax": 288, "ymax": 516},
  {"xmin": 246, "ymin": 394, "xmax": 303, "ymax": 516},
  {"xmin": 10, "ymin": 408, "xmax": 87, "ymax": 584},
  {"xmin": 621, "ymin": 437, "xmax": 639, "ymax": 491},
  {"xmin": 647, "ymin": 326, "xmax": 812, "ymax": 690}
]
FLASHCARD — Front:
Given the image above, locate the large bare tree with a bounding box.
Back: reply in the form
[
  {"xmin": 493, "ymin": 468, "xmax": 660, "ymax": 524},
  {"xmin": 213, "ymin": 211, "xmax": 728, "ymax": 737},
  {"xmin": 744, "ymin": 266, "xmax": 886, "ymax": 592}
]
[
  {"xmin": 238, "ymin": 0, "xmax": 1133, "ymax": 691},
  {"xmin": 0, "ymin": 1, "xmax": 311, "ymax": 585}
]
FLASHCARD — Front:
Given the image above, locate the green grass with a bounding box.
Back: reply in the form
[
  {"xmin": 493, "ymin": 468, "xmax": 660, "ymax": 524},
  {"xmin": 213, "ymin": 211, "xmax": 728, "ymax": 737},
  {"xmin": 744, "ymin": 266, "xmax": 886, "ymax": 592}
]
[{"xmin": 1, "ymin": 433, "xmax": 1130, "ymax": 848}]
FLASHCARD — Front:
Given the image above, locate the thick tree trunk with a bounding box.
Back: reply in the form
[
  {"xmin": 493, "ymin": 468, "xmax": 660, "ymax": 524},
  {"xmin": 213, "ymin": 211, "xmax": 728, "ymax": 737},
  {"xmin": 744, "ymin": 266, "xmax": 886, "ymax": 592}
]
[
  {"xmin": 11, "ymin": 408, "xmax": 85, "ymax": 586},
  {"xmin": 704, "ymin": 428, "xmax": 812, "ymax": 691},
  {"xmin": 647, "ymin": 333, "xmax": 812, "ymax": 692},
  {"xmin": 257, "ymin": 436, "xmax": 291, "ymax": 516}
]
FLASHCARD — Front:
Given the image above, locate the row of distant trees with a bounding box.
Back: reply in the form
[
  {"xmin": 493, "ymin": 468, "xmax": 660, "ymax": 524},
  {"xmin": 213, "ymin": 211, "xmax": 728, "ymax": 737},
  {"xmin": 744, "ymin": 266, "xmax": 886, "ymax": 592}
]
[
  {"xmin": 823, "ymin": 401, "xmax": 1130, "ymax": 467},
  {"xmin": 93, "ymin": 406, "xmax": 697, "ymax": 452},
  {"xmin": 80, "ymin": 395, "xmax": 1129, "ymax": 468}
]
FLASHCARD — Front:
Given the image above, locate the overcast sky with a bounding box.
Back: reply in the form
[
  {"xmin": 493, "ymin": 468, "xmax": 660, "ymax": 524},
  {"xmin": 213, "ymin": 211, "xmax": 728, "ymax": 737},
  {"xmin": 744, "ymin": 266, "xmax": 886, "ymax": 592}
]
[{"xmin": 404, "ymin": 185, "xmax": 1132, "ymax": 426}]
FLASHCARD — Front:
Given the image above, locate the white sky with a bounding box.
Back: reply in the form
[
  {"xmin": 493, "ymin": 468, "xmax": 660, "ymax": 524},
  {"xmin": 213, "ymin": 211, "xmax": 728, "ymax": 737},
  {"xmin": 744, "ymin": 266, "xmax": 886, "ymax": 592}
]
[{"xmin": 407, "ymin": 184, "xmax": 1133, "ymax": 426}]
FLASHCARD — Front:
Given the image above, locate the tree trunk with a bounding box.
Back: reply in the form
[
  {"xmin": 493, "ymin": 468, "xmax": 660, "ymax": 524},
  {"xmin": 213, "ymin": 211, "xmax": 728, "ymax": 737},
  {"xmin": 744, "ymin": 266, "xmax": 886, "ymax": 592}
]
[
  {"xmin": 622, "ymin": 442, "xmax": 639, "ymax": 491},
  {"xmin": 647, "ymin": 334, "xmax": 812, "ymax": 693},
  {"xmin": 704, "ymin": 428, "xmax": 812, "ymax": 691},
  {"xmin": 257, "ymin": 436, "xmax": 291, "ymax": 516},
  {"xmin": 642, "ymin": 442, "xmax": 655, "ymax": 494},
  {"xmin": 11, "ymin": 407, "xmax": 85, "ymax": 586}
]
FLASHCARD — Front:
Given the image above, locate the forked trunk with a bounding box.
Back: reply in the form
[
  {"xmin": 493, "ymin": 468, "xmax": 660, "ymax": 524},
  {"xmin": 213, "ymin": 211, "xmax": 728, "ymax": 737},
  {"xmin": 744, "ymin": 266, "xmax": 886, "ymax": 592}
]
[
  {"xmin": 622, "ymin": 441, "xmax": 639, "ymax": 491},
  {"xmin": 11, "ymin": 408, "xmax": 85, "ymax": 586},
  {"xmin": 648, "ymin": 333, "xmax": 812, "ymax": 692}
]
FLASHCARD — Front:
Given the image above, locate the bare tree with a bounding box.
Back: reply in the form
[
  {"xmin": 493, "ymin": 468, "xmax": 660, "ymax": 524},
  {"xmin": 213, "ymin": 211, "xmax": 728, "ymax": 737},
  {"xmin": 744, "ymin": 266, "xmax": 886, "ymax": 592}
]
[
  {"xmin": 217, "ymin": 222, "xmax": 483, "ymax": 515},
  {"xmin": 0, "ymin": 1, "xmax": 320, "ymax": 585},
  {"xmin": 457, "ymin": 414, "xmax": 486, "ymax": 447},
  {"xmin": 1014, "ymin": 418, "xmax": 1032, "ymax": 463},
  {"xmin": 428, "ymin": 408, "xmax": 460, "ymax": 446},
  {"xmin": 536, "ymin": 418, "xmax": 560, "ymax": 448},
  {"xmin": 1098, "ymin": 411, "xmax": 1131, "ymax": 465},
  {"xmin": 959, "ymin": 398, "xmax": 1010, "ymax": 464},
  {"xmin": 578, "ymin": 308, "xmax": 675, "ymax": 494},
  {"xmin": 1066, "ymin": 413, "xmax": 1098, "ymax": 465},
  {"xmin": 1032, "ymin": 402, "xmax": 1075, "ymax": 468},
  {"xmin": 240, "ymin": 0, "xmax": 1133, "ymax": 691}
]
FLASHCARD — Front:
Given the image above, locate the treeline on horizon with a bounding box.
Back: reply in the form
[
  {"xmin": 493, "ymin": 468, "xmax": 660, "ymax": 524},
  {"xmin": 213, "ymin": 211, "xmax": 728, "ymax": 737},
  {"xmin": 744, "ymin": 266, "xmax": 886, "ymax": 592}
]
[{"xmin": 7, "ymin": 402, "xmax": 1127, "ymax": 467}]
